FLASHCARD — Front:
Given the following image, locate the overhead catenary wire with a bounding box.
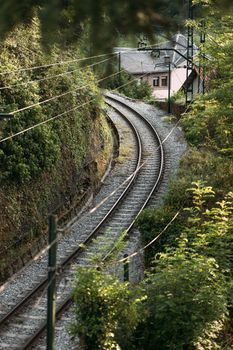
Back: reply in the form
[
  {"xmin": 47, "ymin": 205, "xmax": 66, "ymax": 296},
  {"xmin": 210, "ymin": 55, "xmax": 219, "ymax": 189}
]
[
  {"xmin": 0, "ymin": 59, "xmax": 150, "ymax": 115},
  {"xmin": 0, "ymin": 70, "xmax": 149, "ymax": 143},
  {"xmin": 4, "ymin": 60, "xmax": 121, "ymax": 115},
  {"xmin": 114, "ymin": 209, "xmax": 181, "ymax": 265},
  {"xmin": 0, "ymin": 52, "xmax": 118, "ymax": 77},
  {"xmin": 0, "ymin": 71, "xmax": 189, "ymax": 255},
  {"xmin": 0, "ymin": 56, "xmax": 116, "ymax": 91},
  {"xmin": 0, "ymin": 43, "xmax": 159, "ymax": 77},
  {"xmin": 0, "ymin": 69, "xmax": 125, "ymax": 143}
]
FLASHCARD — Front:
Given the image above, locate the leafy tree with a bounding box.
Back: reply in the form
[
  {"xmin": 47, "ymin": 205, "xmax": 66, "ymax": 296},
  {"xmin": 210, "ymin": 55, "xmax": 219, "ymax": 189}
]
[
  {"xmin": 0, "ymin": 20, "xmax": 100, "ymax": 183},
  {"xmin": 138, "ymin": 250, "xmax": 228, "ymax": 350},
  {"xmin": 182, "ymin": 4, "xmax": 233, "ymax": 156},
  {"xmin": 184, "ymin": 183, "xmax": 233, "ymax": 275},
  {"xmin": 137, "ymin": 182, "xmax": 233, "ymax": 349},
  {"xmin": 0, "ymin": 1, "xmax": 184, "ymax": 52}
]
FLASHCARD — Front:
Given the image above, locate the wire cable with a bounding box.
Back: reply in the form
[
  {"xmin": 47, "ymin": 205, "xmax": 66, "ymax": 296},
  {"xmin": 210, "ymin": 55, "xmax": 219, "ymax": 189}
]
[
  {"xmin": 115, "ymin": 209, "xmax": 181, "ymax": 264},
  {"xmin": 0, "ymin": 56, "xmax": 116, "ymax": 91},
  {"xmin": 0, "ymin": 52, "xmax": 118, "ymax": 77},
  {"xmin": 4, "ymin": 67, "xmax": 123, "ymax": 115},
  {"xmin": 2, "ymin": 58, "xmax": 149, "ymax": 115},
  {"xmin": 0, "ymin": 70, "xmax": 124, "ymax": 143},
  {"xmin": 0, "ymin": 44, "xmax": 159, "ymax": 77},
  {"xmin": 0, "ymin": 71, "xmax": 189, "ymax": 256}
]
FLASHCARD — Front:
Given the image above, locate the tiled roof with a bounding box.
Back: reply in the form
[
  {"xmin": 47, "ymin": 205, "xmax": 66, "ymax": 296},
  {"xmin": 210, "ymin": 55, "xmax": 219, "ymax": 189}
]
[{"xmin": 116, "ymin": 33, "xmax": 198, "ymax": 74}]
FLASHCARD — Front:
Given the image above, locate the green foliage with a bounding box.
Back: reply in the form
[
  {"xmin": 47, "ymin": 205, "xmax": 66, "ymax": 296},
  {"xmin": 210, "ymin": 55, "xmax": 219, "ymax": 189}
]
[
  {"xmin": 135, "ymin": 183, "xmax": 232, "ymax": 350},
  {"xmin": 139, "ymin": 251, "xmax": 228, "ymax": 350},
  {"xmin": 183, "ymin": 183, "xmax": 233, "ymax": 274},
  {"xmin": 0, "ymin": 1, "xmax": 183, "ymax": 52},
  {"xmin": 175, "ymin": 149, "xmax": 233, "ymax": 197},
  {"xmin": 0, "ymin": 20, "xmax": 101, "ymax": 184},
  {"xmin": 71, "ymin": 267, "xmax": 142, "ymax": 350},
  {"xmin": 0, "ymin": 110, "xmax": 60, "ymax": 183},
  {"xmin": 137, "ymin": 206, "xmax": 185, "ymax": 265},
  {"xmin": 170, "ymin": 89, "xmax": 185, "ymax": 105},
  {"xmin": 105, "ymin": 70, "xmax": 153, "ymax": 100},
  {"xmin": 181, "ymin": 9, "xmax": 233, "ymax": 156}
]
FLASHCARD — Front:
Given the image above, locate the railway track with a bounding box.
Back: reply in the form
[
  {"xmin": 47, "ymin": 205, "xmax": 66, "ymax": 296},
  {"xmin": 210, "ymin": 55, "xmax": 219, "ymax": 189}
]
[{"xmin": 0, "ymin": 93, "xmax": 165, "ymax": 349}]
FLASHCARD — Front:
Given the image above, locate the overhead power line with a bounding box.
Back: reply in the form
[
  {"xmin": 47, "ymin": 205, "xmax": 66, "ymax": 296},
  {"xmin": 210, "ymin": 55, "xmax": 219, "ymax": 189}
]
[
  {"xmin": 0, "ymin": 44, "xmax": 160, "ymax": 78},
  {"xmin": 0, "ymin": 52, "xmax": 117, "ymax": 77},
  {"xmin": 0, "ymin": 69, "xmax": 124, "ymax": 143},
  {"xmin": 0, "ymin": 56, "xmax": 116, "ymax": 91},
  {"xmin": 0, "ymin": 47, "xmax": 144, "ymax": 78}
]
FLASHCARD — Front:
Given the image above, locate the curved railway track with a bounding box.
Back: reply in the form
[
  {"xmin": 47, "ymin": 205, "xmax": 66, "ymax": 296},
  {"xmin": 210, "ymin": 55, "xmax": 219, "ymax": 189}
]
[{"xmin": 0, "ymin": 93, "xmax": 165, "ymax": 349}]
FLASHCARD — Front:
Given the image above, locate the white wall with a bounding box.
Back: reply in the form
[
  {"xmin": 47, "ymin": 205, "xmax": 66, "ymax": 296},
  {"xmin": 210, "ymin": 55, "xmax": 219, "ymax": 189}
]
[{"xmin": 152, "ymin": 67, "xmax": 187, "ymax": 99}]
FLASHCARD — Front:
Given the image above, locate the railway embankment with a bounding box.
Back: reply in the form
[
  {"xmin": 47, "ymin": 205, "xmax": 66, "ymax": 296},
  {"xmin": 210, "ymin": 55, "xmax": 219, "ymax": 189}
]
[{"xmin": 0, "ymin": 111, "xmax": 115, "ymax": 282}]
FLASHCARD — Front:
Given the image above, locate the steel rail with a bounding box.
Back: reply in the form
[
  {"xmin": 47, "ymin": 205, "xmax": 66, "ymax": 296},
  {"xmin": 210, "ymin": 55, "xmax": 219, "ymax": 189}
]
[
  {"xmin": 20, "ymin": 94, "xmax": 165, "ymax": 349},
  {"xmin": 103, "ymin": 94, "xmax": 164, "ymax": 260},
  {"xmin": 0, "ymin": 100, "xmax": 142, "ymax": 350}
]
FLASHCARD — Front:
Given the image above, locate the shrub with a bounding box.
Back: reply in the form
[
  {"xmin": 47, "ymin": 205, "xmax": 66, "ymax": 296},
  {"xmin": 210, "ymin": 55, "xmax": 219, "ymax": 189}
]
[
  {"xmin": 71, "ymin": 267, "xmax": 142, "ymax": 350},
  {"xmin": 104, "ymin": 70, "xmax": 153, "ymax": 100},
  {"xmin": 138, "ymin": 251, "xmax": 228, "ymax": 350},
  {"xmin": 136, "ymin": 206, "xmax": 185, "ymax": 267},
  {"xmin": 0, "ymin": 20, "xmax": 101, "ymax": 184}
]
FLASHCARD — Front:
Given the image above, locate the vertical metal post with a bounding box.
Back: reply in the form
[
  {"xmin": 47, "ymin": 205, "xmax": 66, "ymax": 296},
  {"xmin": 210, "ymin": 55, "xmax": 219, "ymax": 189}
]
[
  {"xmin": 123, "ymin": 254, "xmax": 129, "ymax": 282},
  {"xmin": 200, "ymin": 20, "xmax": 206, "ymax": 95},
  {"xmin": 118, "ymin": 52, "xmax": 121, "ymax": 86},
  {"xmin": 47, "ymin": 215, "xmax": 57, "ymax": 350},
  {"xmin": 186, "ymin": 0, "xmax": 194, "ymax": 105},
  {"xmin": 168, "ymin": 62, "xmax": 171, "ymax": 114},
  {"xmin": 164, "ymin": 56, "xmax": 171, "ymax": 114}
]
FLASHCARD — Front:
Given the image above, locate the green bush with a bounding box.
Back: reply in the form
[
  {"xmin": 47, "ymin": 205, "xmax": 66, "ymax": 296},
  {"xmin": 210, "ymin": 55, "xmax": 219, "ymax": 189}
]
[
  {"xmin": 137, "ymin": 206, "xmax": 185, "ymax": 266},
  {"xmin": 104, "ymin": 70, "xmax": 153, "ymax": 100},
  {"xmin": 71, "ymin": 267, "xmax": 142, "ymax": 350},
  {"xmin": 0, "ymin": 108, "xmax": 60, "ymax": 183},
  {"xmin": 0, "ymin": 20, "xmax": 101, "ymax": 184},
  {"xmin": 138, "ymin": 252, "xmax": 228, "ymax": 350}
]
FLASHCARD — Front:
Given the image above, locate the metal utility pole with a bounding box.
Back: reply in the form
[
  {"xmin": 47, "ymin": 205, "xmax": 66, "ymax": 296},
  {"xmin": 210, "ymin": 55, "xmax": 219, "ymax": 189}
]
[
  {"xmin": 47, "ymin": 215, "xmax": 57, "ymax": 350},
  {"xmin": 186, "ymin": 0, "xmax": 194, "ymax": 105},
  {"xmin": 168, "ymin": 62, "xmax": 171, "ymax": 113},
  {"xmin": 164, "ymin": 55, "xmax": 171, "ymax": 113},
  {"xmin": 199, "ymin": 19, "xmax": 206, "ymax": 94},
  {"xmin": 118, "ymin": 52, "xmax": 121, "ymax": 86}
]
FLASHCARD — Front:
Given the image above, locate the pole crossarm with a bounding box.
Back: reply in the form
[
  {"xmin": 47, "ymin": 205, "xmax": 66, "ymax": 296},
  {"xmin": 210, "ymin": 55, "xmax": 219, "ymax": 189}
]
[{"xmin": 138, "ymin": 47, "xmax": 194, "ymax": 65}]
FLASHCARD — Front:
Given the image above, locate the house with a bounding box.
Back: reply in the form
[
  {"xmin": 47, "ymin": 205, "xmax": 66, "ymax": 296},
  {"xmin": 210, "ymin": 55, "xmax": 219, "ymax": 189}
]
[{"xmin": 116, "ymin": 33, "xmax": 201, "ymax": 100}]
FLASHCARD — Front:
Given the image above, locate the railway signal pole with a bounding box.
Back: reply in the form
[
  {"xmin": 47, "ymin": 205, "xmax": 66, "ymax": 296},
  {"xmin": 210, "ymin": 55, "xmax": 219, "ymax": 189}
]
[
  {"xmin": 199, "ymin": 19, "xmax": 206, "ymax": 94},
  {"xmin": 186, "ymin": 0, "xmax": 194, "ymax": 104},
  {"xmin": 47, "ymin": 215, "xmax": 57, "ymax": 350}
]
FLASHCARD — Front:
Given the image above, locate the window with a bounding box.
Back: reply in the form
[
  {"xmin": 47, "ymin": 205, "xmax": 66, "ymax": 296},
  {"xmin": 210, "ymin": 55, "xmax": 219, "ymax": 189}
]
[
  {"xmin": 161, "ymin": 76, "xmax": 168, "ymax": 87},
  {"xmin": 153, "ymin": 77, "xmax": 160, "ymax": 87}
]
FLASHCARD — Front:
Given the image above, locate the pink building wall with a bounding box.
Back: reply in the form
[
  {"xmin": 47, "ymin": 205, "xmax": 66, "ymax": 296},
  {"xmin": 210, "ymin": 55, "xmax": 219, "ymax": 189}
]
[{"xmin": 139, "ymin": 67, "xmax": 188, "ymax": 100}]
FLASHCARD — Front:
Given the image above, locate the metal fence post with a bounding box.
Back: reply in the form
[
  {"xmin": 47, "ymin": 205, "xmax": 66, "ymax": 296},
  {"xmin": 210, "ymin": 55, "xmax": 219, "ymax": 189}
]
[
  {"xmin": 47, "ymin": 215, "xmax": 57, "ymax": 350},
  {"xmin": 123, "ymin": 254, "xmax": 129, "ymax": 282}
]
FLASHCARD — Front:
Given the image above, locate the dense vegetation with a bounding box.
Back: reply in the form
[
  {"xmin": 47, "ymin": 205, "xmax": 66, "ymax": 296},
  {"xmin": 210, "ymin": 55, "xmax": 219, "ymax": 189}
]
[
  {"xmin": 0, "ymin": 20, "xmax": 113, "ymax": 274},
  {"xmin": 103, "ymin": 70, "xmax": 153, "ymax": 100},
  {"xmin": 71, "ymin": 1, "xmax": 233, "ymax": 349},
  {"xmin": 0, "ymin": 0, "xmax": 232, "ymax": 348},
  {"xmin": 0, "ymin": 1, "xmax": 184, "ymax": 52}
]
